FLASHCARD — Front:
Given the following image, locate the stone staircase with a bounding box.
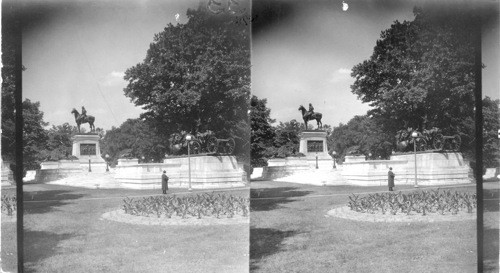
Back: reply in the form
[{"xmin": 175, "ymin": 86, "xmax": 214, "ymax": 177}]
[
  {"xmin": 46, "ymin": 171, "xmax": 121, "ymax": 189},
  {"xmin": 274, "ymin": 168, "xmax": 347, "ymax": 186}
]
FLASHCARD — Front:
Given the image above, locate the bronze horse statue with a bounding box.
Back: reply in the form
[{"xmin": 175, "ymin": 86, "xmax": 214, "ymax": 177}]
[
  {"xmin": 298, "ymin": 105, "xmax": 322, "ymax": 130},
  {"xmin": 71, "ymin": 108, "xmax": 95, "ymax": 133}
]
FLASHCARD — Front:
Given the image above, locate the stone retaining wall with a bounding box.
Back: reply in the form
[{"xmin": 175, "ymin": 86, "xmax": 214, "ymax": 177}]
[
  {"xmin": 341, "ymin": 152, "xmax": 472, "ymax": 186},
  {"xmin": 114, "ymin": 155, "xmax": 246, "ymax": 189}
]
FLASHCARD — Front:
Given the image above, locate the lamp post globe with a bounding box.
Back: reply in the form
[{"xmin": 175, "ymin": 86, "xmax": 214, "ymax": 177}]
[{"xmin": 332, "ymin": 151, "xmax": 337, "ymax": 169}]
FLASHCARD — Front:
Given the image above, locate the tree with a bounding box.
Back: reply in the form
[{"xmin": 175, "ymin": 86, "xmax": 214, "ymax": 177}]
[
  {"xmin": 351, "ymin": 7, "xmax": 476, "ymax": 141},
  {"xmin": 101, "ymin": 119, "xmax": 168, "ymax": 165},
  {"xmin": 329, "ymin": 114, "xmax": 393, "ymax": 162},
  {"xmin": 265, "ymin": 119, "xmax": 303, "ymax": 159},
  {"xmin": 250, "ymin": 95, "xmax": 275, "ymax": 166},
  {"xmin": 1, "ymin": 14, "xmax": 19, "ymax": 164},
  {"xmin": 482, "ymin": 97, "xmax": 500, "ymax": 168},
  {"xmin": 123, "ymin": 7, "xmax": 250, "ymax": 149},
  {"xmin": 38, "ymin": 123, "xmax": 79, "ymax": 161},
  {"xmin": 23, "ymin": 99, "xmax": 49, "ymax": 170}
]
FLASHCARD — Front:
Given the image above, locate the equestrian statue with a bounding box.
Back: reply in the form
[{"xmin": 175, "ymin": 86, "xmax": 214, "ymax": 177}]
[
  {"xmin": 298, "ymin": 103, "xmax": 322, "ymax": 130},
  {"xmin": 71, "ymin": 106, "xmax": 95, "ymax": 133}
]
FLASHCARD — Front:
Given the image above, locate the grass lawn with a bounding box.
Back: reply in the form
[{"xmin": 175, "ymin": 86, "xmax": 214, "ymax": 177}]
[
  {"xmin": 1, "ymin": 187, "xmax": 18, "ymax": 272},
  {"xmin": 483, "ymin": 181, "xmax": 499, "ymax": 272},
  {"xmin": 22, "ymin": 184, "xmax": 249, "ymax": 273},
  {"xmin": 250, "ymin": 181, "xmax": 477, "ymax": 273}
]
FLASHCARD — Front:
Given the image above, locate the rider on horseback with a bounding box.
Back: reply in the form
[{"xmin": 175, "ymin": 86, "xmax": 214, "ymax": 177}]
[
  {"xmin": 306, "ymin": 103, "xmax": 315, "ymax": 119},
  {"xmin": 81, "ymin": 106, "xmax": 87, "ymax": 120}
]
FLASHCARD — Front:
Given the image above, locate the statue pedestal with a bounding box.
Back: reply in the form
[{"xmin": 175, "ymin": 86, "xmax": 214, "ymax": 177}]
[
  {"xmin": 72, "ymin": 134, "xmax": 106, "ymax": 172},
  {"xmin": 1, "ymin": 159, "xmax": 13, "ymax": 186},
  {"xmin": 298, "ymin": 130, "xmax": 332, "ymax": 169}
]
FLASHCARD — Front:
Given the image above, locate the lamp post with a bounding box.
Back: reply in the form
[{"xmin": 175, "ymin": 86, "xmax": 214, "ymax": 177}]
[
  {"xmin": 411, "ymin": 131, "xmax": 419, "ymax": 188},
  {"xmin": 332, "ymin": 151, "xmax": 337, "ymax": 169},
  {"xmin": 368, "ymin": 152, "xmax": 372, "ymax": 160},
  {"xmin": 105, "ymin": 154, "xmax": 109, "ymax": 172},
  {"xmin": 186, "ymin": 134, "xmax": 192, "ymax": 191}
]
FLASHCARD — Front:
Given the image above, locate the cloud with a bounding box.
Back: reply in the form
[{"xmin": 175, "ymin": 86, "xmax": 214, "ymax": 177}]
[
  {"xmin": 329, "ymin": 68, "xmax": 352, "ymax": 83},
  {"xmin": 101, "ymin": 71, "xmax": 126, "ymax": 87}
]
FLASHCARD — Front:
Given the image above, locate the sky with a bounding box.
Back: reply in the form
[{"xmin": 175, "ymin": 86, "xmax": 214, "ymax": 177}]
[
  {"xmin": 21, "ymin": 0, "xmax": 499, "ymax": 131},
  {"xmin": 22, "ymin": 0, "xmax": 201, "ymax": 130},
  {"xmin": 251, "ymin": 0, "xmax": 500, "ymax": 127}
]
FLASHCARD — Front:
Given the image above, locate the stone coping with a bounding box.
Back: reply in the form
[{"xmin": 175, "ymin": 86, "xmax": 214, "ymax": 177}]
[
  {"xmin": 101, "ymin": 209, "xmax": 249, "ymax": 226},
  {"xmin": 326, "ymin": 206, "xmax": 476, "ymax": 223},
  {"xmin": 342, "ymin": 159, "xmax": 407, "ymax": 165}
]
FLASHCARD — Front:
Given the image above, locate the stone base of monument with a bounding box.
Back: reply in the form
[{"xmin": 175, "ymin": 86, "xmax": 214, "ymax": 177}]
[
  {"xmin": 79, "ymin": 160, "xmax": 107, "ymax": 173},
  {"xmin": 115, "ymin": 155, "xmax": 246, "ymax": 189},
  {"xmin": 36, "ymin": 160, "xmax": 83, "ymax": 183},
  {"xmin": 262, "ymin": 157, "xmax": 310, "ymax": 180},
  {"xmin": 341, "ymin": 152, "xmax": 472, "ymax": 186},
  {"xmin": 299, "ymin": 130, "xmax": 333, "ymax": 170},
  {"xmin": 1, "ymin": 160, "xmax": 14, "ymax": 186}
]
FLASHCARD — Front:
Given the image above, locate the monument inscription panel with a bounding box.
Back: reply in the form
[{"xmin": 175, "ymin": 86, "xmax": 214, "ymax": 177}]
[
  {"xmin": 307, "ymin": 140, "xmax": 323, "ymax": 153},
  {"xmin": 80, "ymin": 144, "xmax": 97, "ymax": 156}
]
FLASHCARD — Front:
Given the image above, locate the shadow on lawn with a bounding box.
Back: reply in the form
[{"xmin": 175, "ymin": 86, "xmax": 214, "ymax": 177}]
[
  {"xmin": 24, "ymin": 229, "xmax": 74, "ymax": 272},
  {"xmin": 250, "ymin": 187, "xmax": 313, "ymax": 212},
  {"xmin": 24, "ymin": 190, "xmax": 86, "ymax": 215},
  {"xmin": 250, "ymin": 227, "xmax": 298, "ymax": 272}
]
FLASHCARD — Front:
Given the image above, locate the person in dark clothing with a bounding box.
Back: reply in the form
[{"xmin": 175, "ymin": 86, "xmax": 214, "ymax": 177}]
[
  {"xmin": 388, "ymin": 167, "xmax": 395, "ymax": 191},
  {"xmin": 161, "ymin": 170, "xmax": 169, "ymax": 194}
]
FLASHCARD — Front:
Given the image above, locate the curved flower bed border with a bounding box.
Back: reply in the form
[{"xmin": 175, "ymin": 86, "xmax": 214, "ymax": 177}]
[
  {"xmin": 327, "ymin": 206, "xmax": 476, "ymax": 223},
  {"xmin": 102, "ymin": 209, "xmax": 249, "ymax": 226}
]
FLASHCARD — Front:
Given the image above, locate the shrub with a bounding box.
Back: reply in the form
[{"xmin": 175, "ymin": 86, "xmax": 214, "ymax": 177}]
[
  {"xmin": 122, "ymin": 193, "xmax": 249, "ymax": 219},
  {"xmin": 1, "ymin": 194, "xmax": 17, "ymax": 216},
  {"xmin": 347, "ymin": 190, "xmax": 476, "ymax": 216}
]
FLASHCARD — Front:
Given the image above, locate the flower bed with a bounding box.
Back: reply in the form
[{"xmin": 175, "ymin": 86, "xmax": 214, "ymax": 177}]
[
  {"xmin": 347, "ymin": 190, "xmax": 476, "ymax": 216},
  {"xmin": 1, "ymin": 194, "xmax": 16, "ymax": 216},
  {"xmin": 122, "ymin": 192, "xmax": 249, "ymax": 219}
]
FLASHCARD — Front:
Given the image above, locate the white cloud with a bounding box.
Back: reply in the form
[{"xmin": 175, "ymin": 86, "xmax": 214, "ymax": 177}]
[
  {"xmin": 329, "ymin": 68, "xmax": 352, "ymax": 83},
  {"xmin": 101, "ymin": 71, "xmax": 126, "ymax": 87},
  {"xmin": 337, "ymin": 68, "xmax": 351, "ymax": 74}
]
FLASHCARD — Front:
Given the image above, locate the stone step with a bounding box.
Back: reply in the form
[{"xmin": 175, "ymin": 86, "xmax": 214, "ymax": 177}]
[
  {"xmin": 274, "ymin": 169, "xmax": 347, "ymax": 186},
  {"xmin": 46, "ymin": 172, "xmax": 122, "ymax": 189}
]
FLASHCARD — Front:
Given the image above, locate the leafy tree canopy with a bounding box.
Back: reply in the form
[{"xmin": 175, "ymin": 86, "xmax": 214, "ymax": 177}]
[
  {"xmin": 265, "ymin": 119, "xmax": 304, "ymax": 159},
  {"xmin": 351, "ymin": 7, "xmax": 476, "ymax": 135},
  {"xmin": 250, "ymin": 95, "xmax": 275, "ymax": 166},
  {"xmin": 1, "ymin": 15, "xmax": 20, "ymax": 164},
  {"xmin": 23, "ymin": 99, "xmax": 49, "ymax": 170},
  {"xmin": 38, "ymin": 123, "xmax": 79, "ymax": 161},
  {"xmin": 481, "ymin": 97, "xmax": 500, "ymax": 168},
  {"xmin": 101, "ymin": 118, "xmax": 167, "ymax": 165},
  {"xmin": 329, "ymin": 115, "xmax": 393, "ymax": 162},
  {"xmin": 123, "ymin": 7, "xmax": 250, "ymax": 142}
]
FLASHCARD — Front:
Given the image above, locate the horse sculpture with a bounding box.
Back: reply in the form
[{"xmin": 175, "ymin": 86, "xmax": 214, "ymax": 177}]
[
  {"xmin": 71, "ymin": 108, "xmax": 95, "ymax": 133},
  {"xmin": 298, "ymin": 105, "xmax": 322, "ymax": 130}
]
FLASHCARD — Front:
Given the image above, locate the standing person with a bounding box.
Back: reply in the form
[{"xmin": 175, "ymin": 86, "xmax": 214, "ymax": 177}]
[
  {"xmin": 388, "ymin": 167, "xmax": 395, "ymax": 191},
  {"xmin": 161, "ymin": 170, "xmax": 169, "ymax": 194}
]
